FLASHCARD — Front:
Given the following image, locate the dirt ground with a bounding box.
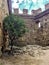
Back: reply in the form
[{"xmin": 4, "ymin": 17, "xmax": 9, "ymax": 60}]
[{"xmin": 0, "ymin": 45, "xmax": 49, "ymax": 65}]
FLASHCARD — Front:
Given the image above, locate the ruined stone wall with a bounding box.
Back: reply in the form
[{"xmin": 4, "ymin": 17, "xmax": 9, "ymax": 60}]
[
  {"xmin": 22, "ymin": 18, "xmax": 34, "ymax": 44},
  {"xmin": 15, "ymin": 13, "xmax": 49, "ymax": 46},
  {"xmin": 34, "ymin": 14, "xmax": 49, "ymax": 46},
  {"xmin": 0, "ymin": 0, "xmax": 9, "ymax": 46},
  {"xmin": 14, "ymin": 3, "xmax": 49, "ymax": 46},
  {"xmin": 14, "ymin": 15, "xmax": 36, "ymax": 46}
]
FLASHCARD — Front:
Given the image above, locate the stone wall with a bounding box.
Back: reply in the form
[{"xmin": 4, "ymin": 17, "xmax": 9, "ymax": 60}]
[
  {"xmin": 34, "ymin": 14, "xmax": 49, "ymax": 46},
  {"xmin": 14, "ymin": 15, "xmax": 36, "ymax": 46},
  {"xmin": 14, "ymin": 12, "xmax": 49, "ymax": 46},
  {"xmin": 0, "ymin": 0, "xmax": 9, "ymax": 47},
  {"xmin": 0, "ymin": 1, "xmax": 49, "ymax": 47}
]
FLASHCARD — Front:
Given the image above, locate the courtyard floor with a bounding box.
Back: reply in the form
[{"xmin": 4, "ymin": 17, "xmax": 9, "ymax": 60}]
[{"xmin": 0, "ymin": 45, "xmax": 49, "ymax": 65}]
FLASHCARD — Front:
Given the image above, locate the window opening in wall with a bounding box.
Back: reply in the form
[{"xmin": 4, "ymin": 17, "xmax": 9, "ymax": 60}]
[
  {"xmin": 36, "ymin": 20, "xmax": 41, "ymax": 28},
  {"xmin": 38, "ymin": 22, "xmax": 41, "ymax": 28}
]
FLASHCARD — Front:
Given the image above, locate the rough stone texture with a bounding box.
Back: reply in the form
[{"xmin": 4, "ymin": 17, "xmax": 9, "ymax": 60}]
[
  {"xmin": 0, "ymin": 45, "xmax": 49, "ymax": 65},
  {"xmin": 7, "ymin": 45, "xmax": 48, "ymax": 57},
  {"xmin": 5, "ymin": 3, "xmax": 49, "ymax": 46},
  {"xmin": 14, "ymin": 10, "xmax": 49, "ymax": 46},
  {"xmin": 0, "ymin": 0, "xmax": 9, "ymax": 53},
  {"xmin": 1, "ymin": 1, "xmax": 49, "ymax": 48},
  {"xmin": 34, "ymin": 14, "xmax": 49, "ymax": 46},
  {"xmin": 17, "ymin": 15, "xmax": 36, "ymax": 46}
]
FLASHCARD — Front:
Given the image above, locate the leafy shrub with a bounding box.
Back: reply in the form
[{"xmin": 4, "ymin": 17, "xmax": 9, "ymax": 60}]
[{"xmin": 3, "ymin": 14, "xmax": 27, "ymax": 49}]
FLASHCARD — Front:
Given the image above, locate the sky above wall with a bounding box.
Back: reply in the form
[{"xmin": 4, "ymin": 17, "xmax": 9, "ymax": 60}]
[{"xmin": 12, "ymin": 0, "xmax": 49, "ymax": 14}]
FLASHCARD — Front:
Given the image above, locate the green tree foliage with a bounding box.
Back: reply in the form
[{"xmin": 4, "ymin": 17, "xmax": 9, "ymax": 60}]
[
  {"xmin": 3, "ymin": 14, "xmax": 26, "ymax": 39},
  {"xmin": 3, "ymin": 14, "xmax": 27, "ymax": 52}
]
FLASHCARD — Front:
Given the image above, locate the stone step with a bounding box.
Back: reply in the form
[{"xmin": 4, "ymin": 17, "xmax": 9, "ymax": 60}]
[{"xmin": 8, "ymin": 46, "xmax": 22, "ymax": 50}]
